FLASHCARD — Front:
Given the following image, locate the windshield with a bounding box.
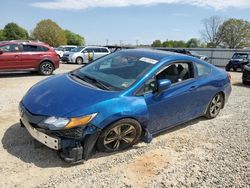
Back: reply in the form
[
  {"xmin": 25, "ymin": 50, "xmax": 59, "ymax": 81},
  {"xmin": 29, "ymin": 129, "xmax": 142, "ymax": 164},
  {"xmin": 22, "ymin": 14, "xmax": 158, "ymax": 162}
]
[
  {"xmin": 71, "ymin": 47, "xmax": 84, "ymax": 52},
  {"xmin": 55, "ymin": 47, "xmax": 63, "ymax": 51},
  {"xmin": 71, "ymin": 52, "xmax": 156, "ymax": 91},
  {"xmin": 232, "ymin": 53, "xmax": 248, "ymax": 59}
]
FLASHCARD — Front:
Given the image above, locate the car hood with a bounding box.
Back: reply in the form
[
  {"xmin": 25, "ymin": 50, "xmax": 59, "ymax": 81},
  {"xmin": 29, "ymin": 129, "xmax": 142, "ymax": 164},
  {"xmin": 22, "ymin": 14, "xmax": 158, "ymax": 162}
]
[{"xmin": 22, "ymin": 74, "xmax": 118, "ymax": 117}]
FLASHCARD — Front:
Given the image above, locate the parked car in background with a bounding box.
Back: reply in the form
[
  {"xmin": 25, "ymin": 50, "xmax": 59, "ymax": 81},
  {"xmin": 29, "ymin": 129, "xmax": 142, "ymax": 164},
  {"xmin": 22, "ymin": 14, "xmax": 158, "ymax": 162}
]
[
  {"xmin": 189, "ymin": 51, "xmax": 209, "ymax": 62},
  {"xmin": 242, "ymin": 63, "xmax": 250, "ymax": 84},
  {"xmin": 0, "ymin": 40, "xmax": 59, "ymax": 75},
  {"xmin": 61, "ymin": 46, "xmax": 110, "ymax": 64},
  {"xmin": 19, "ymin": 49, "xmax": 231, "ymax": 163},
  {"xmin": 104, "ymin": 45, "xmax": 134, "ymax": 53},
  {"xmin": 55, "ymin": 45, "xmax": 77, "ymax": 59},
  {"xmin": 226, "ymin": 52, "xmax": 250, "ymax": 72},
  {"xmin": 156, "ymin": 48, "xmax": 209, "ymax": 62}
]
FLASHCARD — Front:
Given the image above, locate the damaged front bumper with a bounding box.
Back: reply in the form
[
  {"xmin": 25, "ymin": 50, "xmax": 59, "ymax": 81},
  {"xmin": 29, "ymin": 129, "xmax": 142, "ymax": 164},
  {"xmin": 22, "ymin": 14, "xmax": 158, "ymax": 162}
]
[
  {"xmin": 20, "ymin": 118, "xmax": 101, "ymax": 163},
  {"xmin": 19, "ymin": 107, "xmax": 101, "ymax": 164}
]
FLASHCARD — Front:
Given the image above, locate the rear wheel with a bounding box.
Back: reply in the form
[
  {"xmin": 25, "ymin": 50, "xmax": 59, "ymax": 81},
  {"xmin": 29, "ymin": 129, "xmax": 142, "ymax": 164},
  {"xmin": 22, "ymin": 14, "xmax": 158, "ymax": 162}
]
[
  {"xmin": 97, "ymin": 119, "xmax": 142, "ymax": 152},
  {"xmin": 39, "ymin": 61, "xmax": 54, "ymax": 75},
  {"xmin": 76, "ymin": 57, "xmax": 83, "ymax": 64},
  {"xmin": 205, "ymin": 93, "xmax": 224, "ymax": 119}
]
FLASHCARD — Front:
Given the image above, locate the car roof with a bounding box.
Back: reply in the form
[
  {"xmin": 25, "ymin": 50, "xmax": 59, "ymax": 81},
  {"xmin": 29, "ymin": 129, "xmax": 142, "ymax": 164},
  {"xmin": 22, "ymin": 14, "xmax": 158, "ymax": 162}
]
[
  {"xmin": 0, "ymin": 40, "xmax": 50, "ymax": 47},
  {"xmin": 120, "ymin": 48, "xmax": 188, "ymax": 62}
]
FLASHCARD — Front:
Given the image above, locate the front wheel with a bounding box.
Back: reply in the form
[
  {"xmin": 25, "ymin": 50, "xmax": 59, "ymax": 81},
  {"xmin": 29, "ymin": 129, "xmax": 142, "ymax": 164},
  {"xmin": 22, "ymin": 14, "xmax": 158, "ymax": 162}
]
[
  {"xmin": 205, "ymin": 93, "xmax": 224, "ymax": 119},
  {"xmin": 39, "ymin": 61, "xmax": 54, "ymax": 75},
  {"xmin": 97, "ymin": 119, "xmax": 142, "ymax": 152},
  {"xmin": 75, "ymin": 57, "xmax": 83, "ymax": 64}
]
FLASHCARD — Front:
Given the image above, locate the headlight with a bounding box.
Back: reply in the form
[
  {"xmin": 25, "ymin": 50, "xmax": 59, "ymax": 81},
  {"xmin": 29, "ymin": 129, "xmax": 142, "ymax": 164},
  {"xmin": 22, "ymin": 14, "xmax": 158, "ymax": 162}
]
[{"xmin": 42, "ymin": 113, "xmax": 97, "ymax": 130}]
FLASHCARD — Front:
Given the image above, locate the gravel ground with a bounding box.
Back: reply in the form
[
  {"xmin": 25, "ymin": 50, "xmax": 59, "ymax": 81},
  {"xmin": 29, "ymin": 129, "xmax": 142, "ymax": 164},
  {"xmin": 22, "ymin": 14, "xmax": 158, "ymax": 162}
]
[{"xmin": 0, "ymin": 65, "xmax": 249, "ymax": 188}]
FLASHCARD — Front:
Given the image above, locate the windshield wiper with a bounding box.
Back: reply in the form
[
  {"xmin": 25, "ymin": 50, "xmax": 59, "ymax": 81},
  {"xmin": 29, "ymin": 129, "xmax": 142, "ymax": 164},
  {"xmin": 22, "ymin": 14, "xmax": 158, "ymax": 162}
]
[{"xmin": 82, "ymin": 74, "xmax": 111, "ymax": 90}]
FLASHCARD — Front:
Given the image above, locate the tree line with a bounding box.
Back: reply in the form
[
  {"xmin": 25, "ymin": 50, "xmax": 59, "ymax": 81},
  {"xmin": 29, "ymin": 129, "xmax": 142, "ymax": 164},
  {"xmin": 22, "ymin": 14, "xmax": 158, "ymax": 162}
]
[
  {"xmin": 0, "ymin": 19, "xmax": 85, "ymax": 47},
  {"xmin": 152, "ymin": 17, "xmax": 250, "ymax": 49}
]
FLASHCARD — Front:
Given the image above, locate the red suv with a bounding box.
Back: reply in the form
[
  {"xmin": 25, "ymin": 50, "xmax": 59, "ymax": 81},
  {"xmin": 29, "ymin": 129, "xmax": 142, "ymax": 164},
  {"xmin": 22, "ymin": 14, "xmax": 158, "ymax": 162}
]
[{"xmin": 0, "ymin": 40, "xmax": 59, "ymax": 75}]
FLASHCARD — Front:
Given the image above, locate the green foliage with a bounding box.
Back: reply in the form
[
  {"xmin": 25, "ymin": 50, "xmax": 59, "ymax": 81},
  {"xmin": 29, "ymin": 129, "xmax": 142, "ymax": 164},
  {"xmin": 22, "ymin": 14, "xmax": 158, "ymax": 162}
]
[
  {"xmin": 162, "ymin": 40, "xmax": 186, "ymax": 48},
  {"xmin": 219, "ymin": 18, "xmax": 250, "ymax": 48},
  {"xmin": 33, "ymin": 19, "xmax": 67, "ymax": 47},
  {"xmin": 0, "ymin": 29, "xmax": 5, "ymax": 41},
  {"xmin": 2, "ymin": 23, "xmax": 29, "ymax": 40},
  {"xmin": 151, "ymin": 40, "xmax": 162, "ymax": 47},
  {"xmin": 186, "ymin": 38, "xmax": 202, "ymax": 48},
  {"xmin": 64, "ymin": 30, "xmax": 84, "ymax": 46}
]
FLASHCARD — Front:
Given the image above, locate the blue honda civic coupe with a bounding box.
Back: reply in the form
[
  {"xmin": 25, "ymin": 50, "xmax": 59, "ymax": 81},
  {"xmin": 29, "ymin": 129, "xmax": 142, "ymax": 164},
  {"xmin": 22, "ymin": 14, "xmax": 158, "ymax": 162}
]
[{"xmin": 19, "ymin": 49, "xmax": 231, "ymax": 163}]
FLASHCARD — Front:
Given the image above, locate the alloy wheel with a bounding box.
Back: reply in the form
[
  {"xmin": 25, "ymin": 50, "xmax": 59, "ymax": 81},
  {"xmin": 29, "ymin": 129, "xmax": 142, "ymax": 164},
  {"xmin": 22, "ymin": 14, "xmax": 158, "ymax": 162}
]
[
  {"xmin": 41, "ymin": 62, "xmax": 53, "ymax": 75},
  {"xmin": 210, "ymin": 94, "xmax": 223, "ymax": 117},
  {"xmin": 103, "ymin": 124, "xmax": 137, "ymax": 150}
]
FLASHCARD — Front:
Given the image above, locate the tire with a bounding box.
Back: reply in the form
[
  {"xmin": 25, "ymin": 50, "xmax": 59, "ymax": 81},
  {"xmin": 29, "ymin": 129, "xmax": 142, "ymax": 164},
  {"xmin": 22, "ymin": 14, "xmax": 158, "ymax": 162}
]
[
  {"xmin": 243, "ymin": 80, "xmax": 248, "ymax": 85},
  {"xmin": 38, "ymin": 61, "xmax": 54, "ymax": 75},
  {"xmin": 97, "ymin": 118, "xmax": 142, "ymax": 152},
  {"xmin": 225, "ymin": 64, "xmax": 230, "ymax": 71},
  {"xmin": 205, "ymin": 93, "xmax": 224, "ymax": 119},
  {"xmin": 75, "ymin": 57, "xmax": 83, "ymax": 64},
  {"xmin": 233, "ymin": 68, "xmax": 237, "ymax": 72}
]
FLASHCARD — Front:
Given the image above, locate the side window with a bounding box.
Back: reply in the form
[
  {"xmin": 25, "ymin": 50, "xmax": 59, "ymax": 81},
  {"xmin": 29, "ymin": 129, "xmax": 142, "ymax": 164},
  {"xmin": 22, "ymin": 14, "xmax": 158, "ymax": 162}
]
[
  {"xmin": 93, "ymin": 48, "xmax": 102, "ymax": 53},
  {"xmin": 0, "ymin": 44, "xmax": 20, "ymax": 52},
  {"xmin": 156, "ymin": 62, "xmax": 194, "ymax": 84},
  {"xmin": 196, "ymin": 63, "xmax": 212, "ymax": 77},
  {"xmin": 22, "ymin": 45, "xmax": 39, "ymax": 52},
  {"xmin": 101, "ymin": 48, "xmax": 109, "ymax": 53},
  {"xmin": 144, "ymin": 77, "xmax": 156, "ymax": 93},
  {"xmin": 85, "ymin": 48, "xmax": 94, "ymax": 53},
  {"xmin": 40, "ymin": 46, "xmax": 49, "ymax": 52}
]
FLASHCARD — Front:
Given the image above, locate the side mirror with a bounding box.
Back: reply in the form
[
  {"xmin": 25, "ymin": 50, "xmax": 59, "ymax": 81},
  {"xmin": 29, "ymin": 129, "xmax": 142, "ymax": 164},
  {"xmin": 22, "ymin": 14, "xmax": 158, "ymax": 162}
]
[
  {"xmin": 157, "ymin": 79, "xmax": 171, "ymax": 93},
  {"xmin": 0, "ymin": 50, "xmax": 3, "ymax": 55}
]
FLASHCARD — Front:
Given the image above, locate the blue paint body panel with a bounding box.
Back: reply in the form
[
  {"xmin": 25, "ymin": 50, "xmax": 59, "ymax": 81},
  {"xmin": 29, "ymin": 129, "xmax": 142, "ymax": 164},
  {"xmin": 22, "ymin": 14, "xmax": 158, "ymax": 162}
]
[{"xmin": 21, "ymin": 49, "xmax": 231, "ymax": 134}]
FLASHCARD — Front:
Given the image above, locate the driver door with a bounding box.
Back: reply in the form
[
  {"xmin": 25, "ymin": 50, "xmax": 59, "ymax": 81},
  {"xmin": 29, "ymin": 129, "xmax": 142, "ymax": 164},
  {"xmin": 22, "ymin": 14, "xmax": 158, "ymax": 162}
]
[{"xmin": 144, "ymin": 61, "xmax": 201, "ymax": 133}]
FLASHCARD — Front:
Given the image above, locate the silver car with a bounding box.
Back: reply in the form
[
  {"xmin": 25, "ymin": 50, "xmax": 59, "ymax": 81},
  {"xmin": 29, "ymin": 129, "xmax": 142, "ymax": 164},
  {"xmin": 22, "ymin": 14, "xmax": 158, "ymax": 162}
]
[{"xmin": 61, "ymin": 46, "xmax": 110, "ymax": 64}]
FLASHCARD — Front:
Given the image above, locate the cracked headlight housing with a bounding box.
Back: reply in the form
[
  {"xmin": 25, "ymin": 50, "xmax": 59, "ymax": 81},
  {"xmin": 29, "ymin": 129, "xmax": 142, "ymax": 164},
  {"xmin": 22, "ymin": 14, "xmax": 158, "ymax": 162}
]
[{"xmin": 41, "ymin": 113, "xmax": 97, "ymax": 130}]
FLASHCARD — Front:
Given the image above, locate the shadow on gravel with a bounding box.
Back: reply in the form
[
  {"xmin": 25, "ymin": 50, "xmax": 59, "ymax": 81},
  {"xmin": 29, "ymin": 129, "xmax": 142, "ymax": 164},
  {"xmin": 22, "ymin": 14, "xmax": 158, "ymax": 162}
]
[
  {"xmin": 1, "ymin": 122, "xmax": 71, "ymax": 168},
  {"xmin": 2, "ymin": 117, "xmax": 207, "ymax": 166},
  {"xmin": 232, "ymin": 82, "xmax": 250, "ymax": 88},
  {"xmin": 153, "ymin": 117, "xmax": 207, "ymax": 137},
  {"xmin": 92, "ymin": 117, "xmax": 207, "ymax": 160},
  {"xmin": 0, "ymin": 72, "xmax": 42, "ymax": 78}
]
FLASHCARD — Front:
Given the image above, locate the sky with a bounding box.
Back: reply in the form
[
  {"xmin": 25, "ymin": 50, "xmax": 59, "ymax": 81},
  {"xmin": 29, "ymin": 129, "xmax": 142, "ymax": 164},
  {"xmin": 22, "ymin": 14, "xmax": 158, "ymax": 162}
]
[{"xmin": 1, "ymin": 0, "xmax": 250, "ymax": 45}]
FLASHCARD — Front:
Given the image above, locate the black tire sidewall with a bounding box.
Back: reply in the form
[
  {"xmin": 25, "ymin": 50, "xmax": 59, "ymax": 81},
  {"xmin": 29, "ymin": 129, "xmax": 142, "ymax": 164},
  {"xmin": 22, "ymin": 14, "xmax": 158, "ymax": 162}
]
[{"xmin": 97, "ymin": 118, "xmax": 142, "ymax": 152}]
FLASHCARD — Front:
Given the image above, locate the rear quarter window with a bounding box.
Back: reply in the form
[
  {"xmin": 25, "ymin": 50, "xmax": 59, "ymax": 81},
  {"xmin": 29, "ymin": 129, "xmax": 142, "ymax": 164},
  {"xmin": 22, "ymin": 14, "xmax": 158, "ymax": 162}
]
[{"xmin": 196, "ymin": 63, "xmax": 212, "ymax": 77}]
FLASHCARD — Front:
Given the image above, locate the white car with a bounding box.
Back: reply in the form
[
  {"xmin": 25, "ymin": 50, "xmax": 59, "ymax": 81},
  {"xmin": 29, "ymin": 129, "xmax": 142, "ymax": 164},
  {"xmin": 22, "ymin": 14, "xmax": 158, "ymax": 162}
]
[
  {"xmin": 61, "ymin": 46, "xmax": 110, "ymax": 64},
  {"xmin": 55, "ymin": 45, "xmax": 77, "ymax": 59}
]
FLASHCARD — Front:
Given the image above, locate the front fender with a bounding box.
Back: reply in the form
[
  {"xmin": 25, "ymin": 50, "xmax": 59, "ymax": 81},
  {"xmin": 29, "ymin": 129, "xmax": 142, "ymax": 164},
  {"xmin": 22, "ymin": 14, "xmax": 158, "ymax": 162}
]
[{"xmin": 92, "ymin": 96, "xmax": 149, "ymax": 129}]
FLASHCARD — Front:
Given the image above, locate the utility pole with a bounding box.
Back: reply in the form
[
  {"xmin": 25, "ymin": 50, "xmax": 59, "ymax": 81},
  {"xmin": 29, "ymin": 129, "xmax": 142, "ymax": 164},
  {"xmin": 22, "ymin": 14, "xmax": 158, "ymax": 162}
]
[
  {"xmin": 136, "ymin": 40, "xmax": 139, "ymax": 47},
  {"xmin": 119, "ymin": 40, "xmax": 122, "ymax": 46},
  {"xmin": 106, "ymin": 39, "xmax": 109, "ymax": 46}
]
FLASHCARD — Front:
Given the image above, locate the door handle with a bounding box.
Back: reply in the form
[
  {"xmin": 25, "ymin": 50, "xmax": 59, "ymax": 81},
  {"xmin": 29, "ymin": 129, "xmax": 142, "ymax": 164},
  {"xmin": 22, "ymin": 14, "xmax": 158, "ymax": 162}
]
[
  {"xmin": 15, "ymin": 55, "xmax": 19, "ymax": 58},
  {"xmin": 189, "ymin": 86, "xmax": 197, "ymax": 91}
]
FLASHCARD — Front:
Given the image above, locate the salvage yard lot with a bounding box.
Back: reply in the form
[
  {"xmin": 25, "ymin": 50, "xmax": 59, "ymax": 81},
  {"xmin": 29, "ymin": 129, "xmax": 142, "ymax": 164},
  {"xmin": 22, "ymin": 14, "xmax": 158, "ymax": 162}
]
[{"xmin": 0, "ymin": 64, "xmax": 249, "ymax": 188}]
